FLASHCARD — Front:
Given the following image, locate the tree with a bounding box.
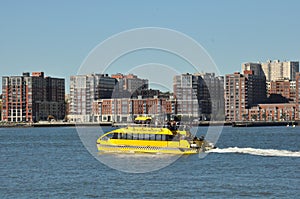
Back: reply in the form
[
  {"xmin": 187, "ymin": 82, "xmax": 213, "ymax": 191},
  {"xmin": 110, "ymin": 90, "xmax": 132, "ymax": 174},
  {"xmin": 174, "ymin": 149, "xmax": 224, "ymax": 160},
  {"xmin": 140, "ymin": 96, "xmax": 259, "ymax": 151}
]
[
  {"xmin": 262, "ymin": 113, "xmax": 266, "ymax": 121},
  {"xmin": 280, "ymin": 113, "xmax": 286, "ymax": 121},
  {"xmin": 251, "ymin": 114, "xmax": 257, "ymax": 121},
  {"xmin": 242, "ymin": 113, "xmax": 248, "ymax": 121}
]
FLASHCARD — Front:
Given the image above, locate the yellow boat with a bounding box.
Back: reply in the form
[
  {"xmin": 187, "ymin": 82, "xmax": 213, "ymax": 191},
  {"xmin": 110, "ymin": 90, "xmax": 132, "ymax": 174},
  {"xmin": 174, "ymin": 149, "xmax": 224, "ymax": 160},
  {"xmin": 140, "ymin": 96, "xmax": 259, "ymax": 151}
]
[{"xmin": 96, "ymin": 125, "xmax": 215, "ymax": 155}]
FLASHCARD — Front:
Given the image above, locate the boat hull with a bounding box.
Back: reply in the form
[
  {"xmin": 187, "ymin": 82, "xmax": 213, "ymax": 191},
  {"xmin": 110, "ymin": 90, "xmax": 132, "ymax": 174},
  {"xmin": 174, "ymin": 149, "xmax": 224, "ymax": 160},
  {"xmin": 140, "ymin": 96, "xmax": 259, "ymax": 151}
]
[{"xmin": 97, "ymin": 144, "xmax": 201, "ymax": 155}]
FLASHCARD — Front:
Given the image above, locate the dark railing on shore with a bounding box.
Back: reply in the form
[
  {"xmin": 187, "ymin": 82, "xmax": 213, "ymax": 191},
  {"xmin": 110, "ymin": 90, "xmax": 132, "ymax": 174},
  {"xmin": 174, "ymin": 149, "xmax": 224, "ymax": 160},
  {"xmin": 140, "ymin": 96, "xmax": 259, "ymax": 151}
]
[
  {"xmin": 0, "ymin": 120, "xmax": 298, "ymax": 128},
  {"xmin": 232, "ymin": 121, "xmax": 298, "ymax": 127},
  {"xmin": 0, "ymin": 122, "xmax": 113, "ymax": 128}
]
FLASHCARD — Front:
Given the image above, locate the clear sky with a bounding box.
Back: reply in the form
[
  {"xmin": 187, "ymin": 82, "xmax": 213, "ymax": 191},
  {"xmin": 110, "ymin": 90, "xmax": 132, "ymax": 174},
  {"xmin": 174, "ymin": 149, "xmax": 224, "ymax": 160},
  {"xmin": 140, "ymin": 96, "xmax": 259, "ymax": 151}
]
[{"xmin": 0, "ymin": 0, "xmax": 299, "ymax": 93}]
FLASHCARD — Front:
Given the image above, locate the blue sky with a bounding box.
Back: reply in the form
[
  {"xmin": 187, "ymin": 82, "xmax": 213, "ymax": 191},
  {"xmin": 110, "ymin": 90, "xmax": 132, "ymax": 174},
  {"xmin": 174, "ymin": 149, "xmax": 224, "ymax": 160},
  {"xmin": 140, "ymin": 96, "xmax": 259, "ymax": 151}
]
[{"xmin": 0, "ymin": 0, "xmax": 299, "ymax": 93}]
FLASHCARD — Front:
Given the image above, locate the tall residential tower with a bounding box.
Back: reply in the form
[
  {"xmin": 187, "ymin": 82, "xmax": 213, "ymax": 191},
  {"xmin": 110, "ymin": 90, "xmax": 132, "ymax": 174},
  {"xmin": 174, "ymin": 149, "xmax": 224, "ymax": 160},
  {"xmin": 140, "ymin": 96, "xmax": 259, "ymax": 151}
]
[
  {"xmin": 173, "ymin": 73, "xmax": 224, "ymax": 120},
  {"xmin": 2, "ymin": 72, "xmax": 65, "ymax": 122},
  {"xmin": 69, "ymin": 74, "xmax": 116, "ymax": 122}
]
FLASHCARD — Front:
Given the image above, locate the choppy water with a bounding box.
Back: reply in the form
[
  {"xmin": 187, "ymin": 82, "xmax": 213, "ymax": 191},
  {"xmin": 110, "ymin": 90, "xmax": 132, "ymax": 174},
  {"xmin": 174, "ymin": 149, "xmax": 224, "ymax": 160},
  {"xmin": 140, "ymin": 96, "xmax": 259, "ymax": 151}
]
[{"xmin": 1, "ymin": 126, "xmax": 299, "ymax": 198}]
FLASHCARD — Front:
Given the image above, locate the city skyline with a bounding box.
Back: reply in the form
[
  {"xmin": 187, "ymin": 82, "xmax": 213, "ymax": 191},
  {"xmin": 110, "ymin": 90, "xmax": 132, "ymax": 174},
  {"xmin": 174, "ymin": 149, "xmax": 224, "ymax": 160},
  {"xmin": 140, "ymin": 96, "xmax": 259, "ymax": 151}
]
[
  {"xmin": 1, "ymin": 66, "xmax": 299, "ymax": 123},
  {"xmin": 1, "ymin": 1, "xmax": 300, "ymax": 93}
]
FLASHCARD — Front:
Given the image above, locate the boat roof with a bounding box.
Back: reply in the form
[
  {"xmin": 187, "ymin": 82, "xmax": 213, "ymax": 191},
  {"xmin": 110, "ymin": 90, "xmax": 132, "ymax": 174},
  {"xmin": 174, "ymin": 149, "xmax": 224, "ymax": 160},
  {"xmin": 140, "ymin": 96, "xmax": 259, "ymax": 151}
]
[
  {"xmin": 112, "ymin": 126, "xmax": 173, "ymax": 135},
  {"xmin": 134, "ymin": 116, "xmax": 152, "ymax": 121}
]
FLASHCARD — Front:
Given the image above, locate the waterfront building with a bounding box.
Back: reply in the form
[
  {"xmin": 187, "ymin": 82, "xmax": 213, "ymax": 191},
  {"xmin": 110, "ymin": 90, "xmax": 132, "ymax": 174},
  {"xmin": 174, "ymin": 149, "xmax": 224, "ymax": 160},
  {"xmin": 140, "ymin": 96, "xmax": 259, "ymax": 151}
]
[
  {"xmin": 173, "ymin": 73, "xmax": 202, "ymax": 119},
  {"xmin": 246, "ymin": 103, "xmax": 298, "ymax": 121},
  {"xmin": 69, "ymin": 74, "xmax": 116, "ymax": 122},
  {"xmin": 173, "ymin": 73, "xmax": 224, "ymax": 120},
  {"xmin": 225, "ymin": 72, "xmax": 248, "ymax": 121},
  {"xmin": 1, "ymin": 72, "xmax": 65, "ymax": 122},
  {"xmin": 92, "ymin": 96, "xmax": 176, "ymax": 123},
  {"xmin": 296, "ymin": 72, "xmax": 300, "ymax": 120},
  {"xmin": 241, "ymin": 62, "xmax": 268, "ymax": 102},
  {"xmin": 194, "ymin": 73, "xmax": 225, "ymax": 120},
  {"xmin": 225, "ymin": 70, "xmax": 267, "ymax": 121},
  {"xmin": 0, "ymin": 95, "xmax": 2, "ymax": 120}
]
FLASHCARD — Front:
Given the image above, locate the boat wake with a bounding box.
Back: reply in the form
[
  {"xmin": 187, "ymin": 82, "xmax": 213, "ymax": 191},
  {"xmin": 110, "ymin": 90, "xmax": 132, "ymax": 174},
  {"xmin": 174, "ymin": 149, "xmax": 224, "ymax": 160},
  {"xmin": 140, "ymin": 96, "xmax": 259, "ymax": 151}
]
[{"xmin": 208, "ymin": 147, "xmax": 300, "ymax": 157}]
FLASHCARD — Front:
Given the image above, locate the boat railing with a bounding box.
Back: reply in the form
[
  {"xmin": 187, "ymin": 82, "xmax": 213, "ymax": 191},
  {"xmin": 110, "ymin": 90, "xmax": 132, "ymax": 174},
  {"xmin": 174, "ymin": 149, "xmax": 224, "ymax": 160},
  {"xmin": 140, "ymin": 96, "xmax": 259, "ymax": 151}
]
[{"xmin": 125, "ymin": 123, "xmax": 191, "ymax": 132}]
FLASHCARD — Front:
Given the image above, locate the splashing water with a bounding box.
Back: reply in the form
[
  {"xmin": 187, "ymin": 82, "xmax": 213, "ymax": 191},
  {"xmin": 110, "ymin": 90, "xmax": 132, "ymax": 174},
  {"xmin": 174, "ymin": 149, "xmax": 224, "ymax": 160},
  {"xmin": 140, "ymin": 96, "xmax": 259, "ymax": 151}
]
[{"xmin": 208, "ymin": 147, "xmax": 300, "ymax": 157}]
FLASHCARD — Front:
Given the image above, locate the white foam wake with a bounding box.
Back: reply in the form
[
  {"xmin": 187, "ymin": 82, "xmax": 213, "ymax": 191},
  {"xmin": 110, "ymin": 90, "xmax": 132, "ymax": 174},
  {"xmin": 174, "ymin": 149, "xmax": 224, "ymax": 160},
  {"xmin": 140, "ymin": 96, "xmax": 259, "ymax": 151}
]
[{"xmin": 209, "ymin": 147, "xmax": 300, "ymax": 157}]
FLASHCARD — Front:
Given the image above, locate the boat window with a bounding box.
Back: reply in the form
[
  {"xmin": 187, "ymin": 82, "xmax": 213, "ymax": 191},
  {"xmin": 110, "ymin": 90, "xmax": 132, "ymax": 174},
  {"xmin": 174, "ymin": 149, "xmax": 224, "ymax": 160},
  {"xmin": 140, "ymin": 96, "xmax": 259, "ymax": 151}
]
[
  {"xmin": 121, "ymin": 133, "xmax": 127, "ymax": 139},
  {"xmin": 149, "ymin": 134, "xmax": 156, "ymax": 141},
  {"xmin": 161, "ymin": 135, "xmax": 166, "ymax": 141},
  {"xmin": 118, "ymin": 133, "xmax": 121, "ymax": 139},
  {"xmin": 127, "ymin": 133, "xmax": 133, "ymax": 140},
  {"xmin": 112, "ymin": 133, "xmax": 118, "ymax": 139},
  {"xmin": 166, "ymin": 135, "xmax": 174, "ymax": 141},
  {"xmin": 132, "ymin": 133, "xmax": 138, "ymax": 140},
  {"xmin": 101, "ymin": 133, "xmax": 113, "ymax": 140},
  {"xmin": 101, "ymin": 136, "xmax": 109, "ymax": 141},
  {"xmin": 144, "ymin": 134, "xmax": 150, "ymax": 140},
  {"xmin": 138, "ymin": 134, "xmax": 144, "ymax": 140},
  {"xmin": 155, "ymin": 134, "xmax": 162, "ymax": 141}
]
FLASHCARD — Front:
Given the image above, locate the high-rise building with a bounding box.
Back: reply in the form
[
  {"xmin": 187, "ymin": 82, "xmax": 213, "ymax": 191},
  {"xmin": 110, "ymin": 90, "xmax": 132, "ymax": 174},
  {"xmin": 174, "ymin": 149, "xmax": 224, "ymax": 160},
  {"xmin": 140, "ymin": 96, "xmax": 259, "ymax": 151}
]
[
  {"xmin": 242, "ymin": 62, "xmax": 267, "ymax": 102},
  {"xmin": 173, "ymin": 73, "xmax": 223, "ymax": 120},
  {"xmin": 0, "ymin": 95, "xmax": 2, "ymax": 120},
  {"xmin": 69, "ymin": 74, "xmax": 116, "ymax": 122},
  {"xmin": 296, "ymin": 72, "xmax": 300, "ymax": 120},
  {"xmin": 225, "ymin": 70, "xmax": 267, "ymax": 121},
  {"xmin": 261, "ymin": 60, "xmax": 299, "ymax": 81},
  {"xmin": 1, "ymin": 72, "xmax": 65, "ymax": 122},
  {"xmin": 173, "ymin": 73, "xmax": 201, "ymax": 119},
  {"xmin": 225, "ymin": 72, "xmax": 248, "ymax": 121},
  {"xmin": 242, "ymin": 63, "xmax": 267, "ymax": 103},
  {"xmin": 111, "ymin": 73, "xmax": 148, "ymax": 95},
  {"xmin": 242, "ymin": 62, "xmax": 265, "ymax": 77},
  {"xmin": 194, "ymin": 73, "xmax": 225, "ymax": 120}
]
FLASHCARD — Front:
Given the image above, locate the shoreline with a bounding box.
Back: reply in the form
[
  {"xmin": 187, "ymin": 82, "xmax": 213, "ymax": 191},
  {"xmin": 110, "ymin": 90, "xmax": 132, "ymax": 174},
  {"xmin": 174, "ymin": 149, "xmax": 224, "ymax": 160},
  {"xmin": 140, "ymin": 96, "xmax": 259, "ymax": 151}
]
[
  {"xmin": 0, "ymin": 122, "xmax": 112, "ymax": 128},
  {"xmin": 231, "ymin": 121, "xmax": 298, "ymax": 127},
  {"xmin": 0, "ymin": 120, "xmax": 298, "ymax": 128}
]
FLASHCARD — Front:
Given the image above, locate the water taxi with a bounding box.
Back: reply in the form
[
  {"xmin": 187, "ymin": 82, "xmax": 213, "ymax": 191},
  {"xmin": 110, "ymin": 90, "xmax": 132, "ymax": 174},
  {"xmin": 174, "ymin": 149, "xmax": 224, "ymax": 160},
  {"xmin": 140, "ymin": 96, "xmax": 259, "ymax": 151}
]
[{"xmin": 96, "ymin": 123, "xmax": 215, "ymax": 155}]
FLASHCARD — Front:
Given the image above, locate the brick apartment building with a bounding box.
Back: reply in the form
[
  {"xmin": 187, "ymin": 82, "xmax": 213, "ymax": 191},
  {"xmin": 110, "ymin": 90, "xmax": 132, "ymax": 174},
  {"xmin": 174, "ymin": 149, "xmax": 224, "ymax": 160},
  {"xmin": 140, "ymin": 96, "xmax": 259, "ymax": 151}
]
[
  {"xmin": 2, "ymin": 72, "xmax": 65, "ymax": 122},
  {"xmin": 225, "ymin": 70, "xmax": 267, "ymax": 121},
  {"xmin": 245, "ymin": 103, "xmax": 298, "ymax": 121},
  {"xmin": 91, "ymin": 96, "xmax": 176, "ymax": 123},
  {"xmin": 0, "ymin": 95, "xmax": 2, "ymax": 120},
  {"xmin": 269, "ymin": 79, "xmax": 296, "ymax": 102},
  {"xmin": 226, "ymin": 61, "xmax": 300, "ymax": 122},
  {"xmin": 69, "ymin": 73, "xmax": 153, "ymax": 122},
  {"xmin": 296, "ymin": 72, "xmax": 300, "ymax": 120}
]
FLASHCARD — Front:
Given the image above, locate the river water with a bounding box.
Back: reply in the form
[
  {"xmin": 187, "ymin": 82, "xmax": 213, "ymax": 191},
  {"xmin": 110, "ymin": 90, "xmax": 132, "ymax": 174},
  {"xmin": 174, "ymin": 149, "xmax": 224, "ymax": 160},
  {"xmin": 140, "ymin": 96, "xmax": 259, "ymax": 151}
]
[{"xmin": 1, "ymin": 126, "xmax": 299, "ymax": 198}]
